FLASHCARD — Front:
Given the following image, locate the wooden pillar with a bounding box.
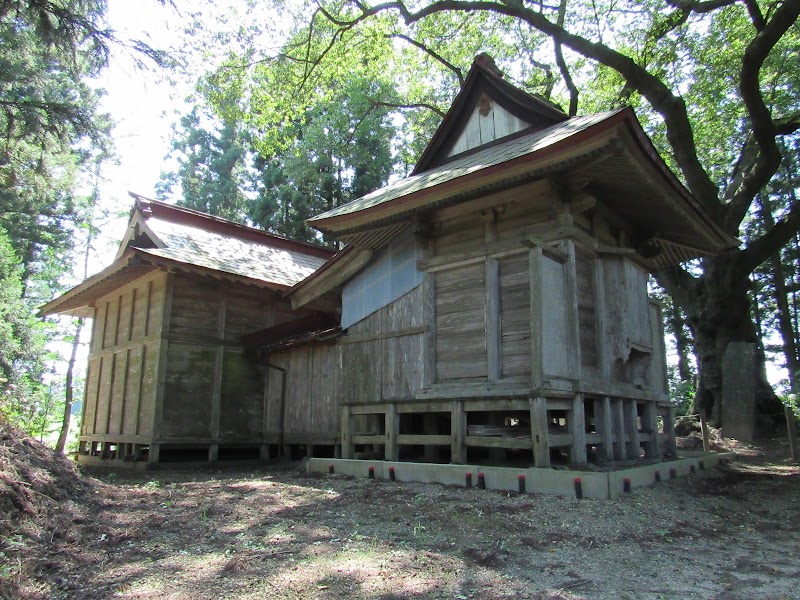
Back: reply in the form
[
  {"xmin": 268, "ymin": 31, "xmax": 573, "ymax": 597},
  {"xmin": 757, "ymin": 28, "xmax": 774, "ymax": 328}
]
[
  {"xmin": 612, "ymin": 398, "xmax": 626, "ymax": 460},
  {"xmin": 148, "ymin": 442, "xmax": 160, "ymax": 464},
  {"xmin": 385, "ymin": 403, "xmax": 399, "ymax": 461},
  {"xmin": 564, "ymin": 240, "xmax": 582, "ymax": 378},
  {"xmin": 208, "ymin": 443, "xmax": 219, "ymax": 462},
  {"xmin": 624, "ymin": 400, "xmax": 641, "ymax": 459},
  {"xmin": 530, "ymin": 396, "xmax": 550, "ymax": 467},
  {"xmin": 529, "ymin": 248, "xmax": 544, "ymax": 389},
  {"xmin": 569, "ymin": 394, "xmax": 587, "ymax": 464},
  {"xmin": 486, "ymin": 258, "xmax": 501, "ymax": 382},
  {"xmin": 341, "ymin": 405, "xmax": 353, "ymax": 459},
  {"xmin": 259, "ymin": 444, "xmax": 271, "ymax": 461},
  {"xmin": 642, "ymin": 401, "xmax": 659, "ymax": 458},
  {"xmin": 451, "ymin": 400, "xmax": 466, "ymax": 464},
  {"xmin": 598, "ymin": 396, "xmax": 614, "ymax": 461},
  {"xmin": 422, "ymin": 273, "xmax": 437, "ymax": 387},
  {"xmin": 210, "ymin": 287, "xmax": 226, "ymax": 444}
]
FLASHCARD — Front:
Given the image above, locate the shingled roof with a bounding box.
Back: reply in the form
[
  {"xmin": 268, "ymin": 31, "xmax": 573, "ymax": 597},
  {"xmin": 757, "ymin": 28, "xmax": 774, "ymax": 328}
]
[{"xmin": 41, "ymin": 197, "xmax": 335, "ymax": 317}]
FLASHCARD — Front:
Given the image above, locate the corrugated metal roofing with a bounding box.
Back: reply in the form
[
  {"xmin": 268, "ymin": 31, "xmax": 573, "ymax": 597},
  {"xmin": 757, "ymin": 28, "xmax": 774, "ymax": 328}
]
[
  {"xmin": 310, "ymin": 110, "xmax": 622, "ymax": 224},
  {"xmin": 142, "ymin": 217, "xmax": 328, "ymax": 288}
]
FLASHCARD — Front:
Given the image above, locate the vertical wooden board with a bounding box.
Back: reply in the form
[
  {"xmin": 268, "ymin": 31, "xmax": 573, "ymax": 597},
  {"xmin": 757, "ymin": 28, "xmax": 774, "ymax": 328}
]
[
  {"xmin": 341, "ymin": 340, "xmax": 382, "ymax": 404},
  {"xmin": 625, "ymin": 261, "xmax": 651, "ymax": 348},
  {"xmin": 168, "ymin": 275, "xmax": 220, "ymax": 337},
  {"xmin": 103, "ymin": 297, "xmax": 119, "ymax": 349},
  {"xmin": 137, "ymin": 342, "xmax": 158, "ymax": 436},
  {"xmin": 108, "ymin": 350, "xmax": 128, "ymax": 434},
  {"xmin": 463, "ymin": 108, "xmax": 482, "ymax": 151},
  {"xmin": 435, "ymin": 262, "xmax": 487, "ymax": 381},
  {"xmin": 117, "ymin": 289, "xmax": 134, "ymax": 345},
  {"xmin": 264, "ymin": 354, "xmax": 288, "ymax": 433},
  {"xmin": 576, "ymin": 251, "xmax": 598, "ymax": 368},
  {"xmin": 541, "ymin": 256, "xmax": 570, "ymax": 379},
  {"xmin": 310, "ymin": 345, "xmax": 338, "ymax": 433},
  {"xmin": 146, "ymin": 274, "xmax": 167, "ymax": 336},
  {"xmin": 82, "ymin": 358, "xmax": 100, "ymax": 435},
  {"xmin": 284, "ymin": 348, "xmax": 312, "ymax": 434},
  {"xmin": 383, "ymin": 285, "xmax": 423, "ymax": 330},
  {"xmin": 499, "ymin": 255, "xmax": 531, "ymax": 379},
  {"xmin": 479, "ymin": 108, "xmax": 495, "ymax": 145},
  {"xmin": 92, "ymin": 302, "xmax": 108, "ymax": 352},
  {"xmin": 95, "ymin": 354, "xmax": 113, "ymax": 435},
  {"xmin": 382, "ymin": 334, "xmax": 424, "ymax": 399},
  {"xmin": 123, "ymin": 346, "xmax": 143, "ymax": 435},
  {"xmin": 161, "ymin": 343, "xmax": 215, "ymax": 438},
  {"xmin": 219, "ymin": 350, "xmax": 264, "ymax": 439},
  {"xmin": 131, "ymin": 281, "xmax": 149, "ymax": 340}
]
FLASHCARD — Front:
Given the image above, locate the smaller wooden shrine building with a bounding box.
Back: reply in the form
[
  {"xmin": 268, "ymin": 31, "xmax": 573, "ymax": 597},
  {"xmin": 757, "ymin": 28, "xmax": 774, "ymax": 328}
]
[
  {"xmin": 44, "ymin": 56, "xmax": 736, "ymax": 467},
  {"xmin": 41, "ymin": 198, "xmax": 334, "ymax": 462}
]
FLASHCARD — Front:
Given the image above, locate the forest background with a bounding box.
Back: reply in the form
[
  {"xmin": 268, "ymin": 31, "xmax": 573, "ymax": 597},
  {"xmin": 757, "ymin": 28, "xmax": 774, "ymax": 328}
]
[{"xmin": 2, "ymin": 0, "xmax": 799, "ymax": 452}]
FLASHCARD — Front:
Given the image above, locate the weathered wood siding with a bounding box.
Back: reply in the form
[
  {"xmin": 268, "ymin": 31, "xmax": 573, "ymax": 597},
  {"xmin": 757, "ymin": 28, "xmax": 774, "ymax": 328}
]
[
  {"xmin": 499, "ymin": 255, "xmax": 531, "ymax": 380},
  {"xmin": 160, "ymin": 273, "xmax": 284, "ymax": 442},
  {"xmin": 264, "ymin": 343, "xmax": 340, "ymax": 441},
  {"xmin": 540, "ymin": 254, "xmax": 571, "ymax": 380},
  {"xmin": 447, "ymin": 102, "xmax": 528, "ymax": 158},
  {"xmin": 435, "ymin": 263, "xmax": 487, "ymax": 382},
  {"xmin": 82, "ymin": 270, "xmax": 167, "ymax": 440}
]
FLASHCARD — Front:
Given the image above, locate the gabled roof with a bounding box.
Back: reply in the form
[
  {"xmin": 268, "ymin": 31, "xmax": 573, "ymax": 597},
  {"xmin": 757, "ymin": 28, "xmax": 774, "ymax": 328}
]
[
  {"xmin": 307, "ymin": 67, "xmax": 737, "ymax": 267},
  {"xmin": 412, "ymin": 54, "xmax": 568, "ymax": 174},
  {"xmin": 40, "ymin": 196, "xmax": 335, "ymax": 318}
]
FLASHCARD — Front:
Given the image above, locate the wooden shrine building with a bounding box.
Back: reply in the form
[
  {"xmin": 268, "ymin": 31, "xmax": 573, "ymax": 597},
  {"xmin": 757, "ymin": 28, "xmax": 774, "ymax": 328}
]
[{"xmin": 43, "ymin": 56, "xmax": 736, "ymax": 467}]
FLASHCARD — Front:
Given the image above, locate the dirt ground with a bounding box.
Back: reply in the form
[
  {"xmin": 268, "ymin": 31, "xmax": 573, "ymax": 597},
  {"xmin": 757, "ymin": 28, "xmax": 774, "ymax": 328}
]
[{"xmin": 2, "ymin": 426, "xmax": 799, "ymax": 600}]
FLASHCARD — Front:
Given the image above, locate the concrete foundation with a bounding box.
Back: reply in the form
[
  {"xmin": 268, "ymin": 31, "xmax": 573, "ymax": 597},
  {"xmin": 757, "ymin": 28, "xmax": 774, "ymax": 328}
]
[{"xmin": 308, "ymin": 452, "xmax": 736, "ymax": 500}]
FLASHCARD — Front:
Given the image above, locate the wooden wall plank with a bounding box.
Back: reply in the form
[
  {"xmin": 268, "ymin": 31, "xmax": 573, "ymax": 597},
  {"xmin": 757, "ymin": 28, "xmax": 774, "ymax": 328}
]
[
  {"xmin": 541, "ymin": 255, "xmax": 570, "ymax": 379},
  {"xmin": 500, "ymin": 255, "xmax": 530, "ymax": 379},
  {"xmin": 219, "ymin": 350, "xmax": 264, "ymax": 438},
  {"xmin": 161, "ymin": 342, "xmax": 215, "ymax": 438}
]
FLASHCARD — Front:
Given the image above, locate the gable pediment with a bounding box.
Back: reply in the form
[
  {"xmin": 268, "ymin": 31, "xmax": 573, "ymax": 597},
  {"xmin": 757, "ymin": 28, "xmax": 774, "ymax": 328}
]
[{"xmin": 413, "ymin": 56, "xmax": 568, "ymax": 175}]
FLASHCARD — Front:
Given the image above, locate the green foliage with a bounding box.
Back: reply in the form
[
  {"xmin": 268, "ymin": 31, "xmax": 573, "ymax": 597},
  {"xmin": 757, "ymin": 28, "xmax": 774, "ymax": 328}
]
[{"xmin": 0, "ymin": 226, "xmax": 55, "ymax": 434}]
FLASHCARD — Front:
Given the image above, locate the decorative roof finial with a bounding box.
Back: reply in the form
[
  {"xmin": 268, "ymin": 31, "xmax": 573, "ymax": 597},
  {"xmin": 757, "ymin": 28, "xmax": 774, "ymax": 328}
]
[{"xmin": 474, "ymin": 53, "xmax": 504, "ymax": 78}]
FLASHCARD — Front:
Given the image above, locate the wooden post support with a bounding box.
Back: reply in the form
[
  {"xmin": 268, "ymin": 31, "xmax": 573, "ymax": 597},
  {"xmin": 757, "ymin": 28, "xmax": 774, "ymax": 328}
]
[
  {"xmin": 486, "ymin": 258, "xmax": 501, "ymax": 382},
  {"xmin": 598, "ymin": 396, "xmax": 614, "ymax": 460},
  {"xmin": 643, "ymin": 401, "xmax": 659, "ymax": 458},
  {"xmin": 530, "ymin": 396, "xmax": 550, "ymax": 467},
  {"xmin": 259, "ymin": 444, "xmax": 271, "ymax": 461},
  {"xmin": 341, "ymin": 405, "xmax": 354, "ymax": 459},
  {"xmin": 612, "ymin": 398, "xmax": 626, "ymax": 460},
  {"xmin": 529, "ymin": 248, "xmax": 544, "ymax": 389},
  {"xmin": 451, "ymin": 400, "xmax": 467, "ymax": 464},
  {"xmin": 564, "ymin": 240, "xmax": 582, "ymax": 378},
  {"xmin": 385, "ymin": 403, "xmax": 399, "ymax": 461},
  {"xmin": 624, "ymin": 400, "xmax": 641, "ymax": 459},
  {"xmin": 569, "ymin": 394, "xmax": 587, "ymax": 464},
  {"xmin": 148, "ymin": 442, "xmax": 160, "ymax": 464},
  {"xmin": 208, "ymin": 443, "xmax": 219, "ymax": 462},
  {"xmin": 422, "ymin": 273, "xmax": 437, "ymax": 387}
]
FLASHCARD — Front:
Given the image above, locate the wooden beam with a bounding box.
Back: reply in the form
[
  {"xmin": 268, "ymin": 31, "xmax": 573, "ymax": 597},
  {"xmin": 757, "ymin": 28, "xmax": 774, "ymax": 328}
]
[
  {"xmin": 624, "ymin": 400, "xmax": 641, "ymax": 459},
  {"xmin": 339, "ymin": 326, "xmax": 427, "ymax": 345},
  {"xmin": 642, "ymin": 400, "xmax": 659, "ymax": 458},
  {"xmin": 398, "ymin": 434, "xmax": 451, "ymax": 446},
  {"xmin": 612, "ymin": 398, "xmax": 626, "ymax": 460},
  {"xmin": 529, "ymin": 248, "xmax": 544, "ymax": 389},
  {"xmin": 564, "ymin": 240, "xmax": 581, "ymax": 380},
  {"xmin": 385, "ymin": 403, "xmax": 399, "ymax": 461},
  {"xmin": 451, "ymin": 400, "xmax": 466, "ymax": 464},
  {"xmin": 422, "ymin": 272, "xmax": 436, "ymax": 387},
  {"xmin": 341, "ymin": 405, "xmax": 353, "ymax": 459},
  {"xmin": 598, "ymin": 396, "xmax": 614, "ymax": 460},
  {"xmin": 486, "ymin": 258, "xmax": 501, "ymax": 382},
  {"xmin": 569, "ymin": 394, "xmax": 587, "ymax": 464},
  {"xmin": 530, "ymin": 396, "xmax": 550, "ymax": 467}
]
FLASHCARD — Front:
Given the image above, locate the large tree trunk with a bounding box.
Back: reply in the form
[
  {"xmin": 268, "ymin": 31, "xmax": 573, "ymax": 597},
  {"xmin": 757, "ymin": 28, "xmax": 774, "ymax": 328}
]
[{"xmin": 658, "ymin": 255, "xmax": 784, "ymax": 430}]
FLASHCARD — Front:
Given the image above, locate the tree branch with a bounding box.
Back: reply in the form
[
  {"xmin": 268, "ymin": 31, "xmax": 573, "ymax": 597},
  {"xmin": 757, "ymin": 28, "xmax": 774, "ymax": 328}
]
[
  {"xmin": 725, "ymin": 0, "xmax": 800, "ymax": 233},
  {"xmin": 664, "ymin": 0, "xmax": 737, "ymax": 13},
  {"xmin": 738, "ymin": 199, "xmax": 800, "ymax": 275},
  {"xmin": 553, "ymin": 0, "xmax": 578, "ymax": 115},
  {"xmin": 319, "ymin": 0, "xmax": 722, "ymax": 212},
  {"xmin": 389, "ymin": 34, "xmax": 465, "ymax": 85}
]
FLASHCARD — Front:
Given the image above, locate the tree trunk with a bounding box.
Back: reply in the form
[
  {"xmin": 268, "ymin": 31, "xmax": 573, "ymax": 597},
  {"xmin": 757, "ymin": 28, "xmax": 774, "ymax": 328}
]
[
  {"xmin": 55, "ymin": 318, "xmax": 83, "ymax": 453},
  {"xmin": 668, "ymin": 302, "xmax": 693, "ymax": 383},
  {"xmin": 658, "ymin": 255, "xmax": 784, "ymax": 430}
]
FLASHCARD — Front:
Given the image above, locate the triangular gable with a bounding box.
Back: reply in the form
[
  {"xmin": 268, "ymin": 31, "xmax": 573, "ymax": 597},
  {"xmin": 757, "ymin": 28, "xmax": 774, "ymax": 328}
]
[{"xmin": 412, "ymin": 54, "xmax": 568, "ymax": 175}]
